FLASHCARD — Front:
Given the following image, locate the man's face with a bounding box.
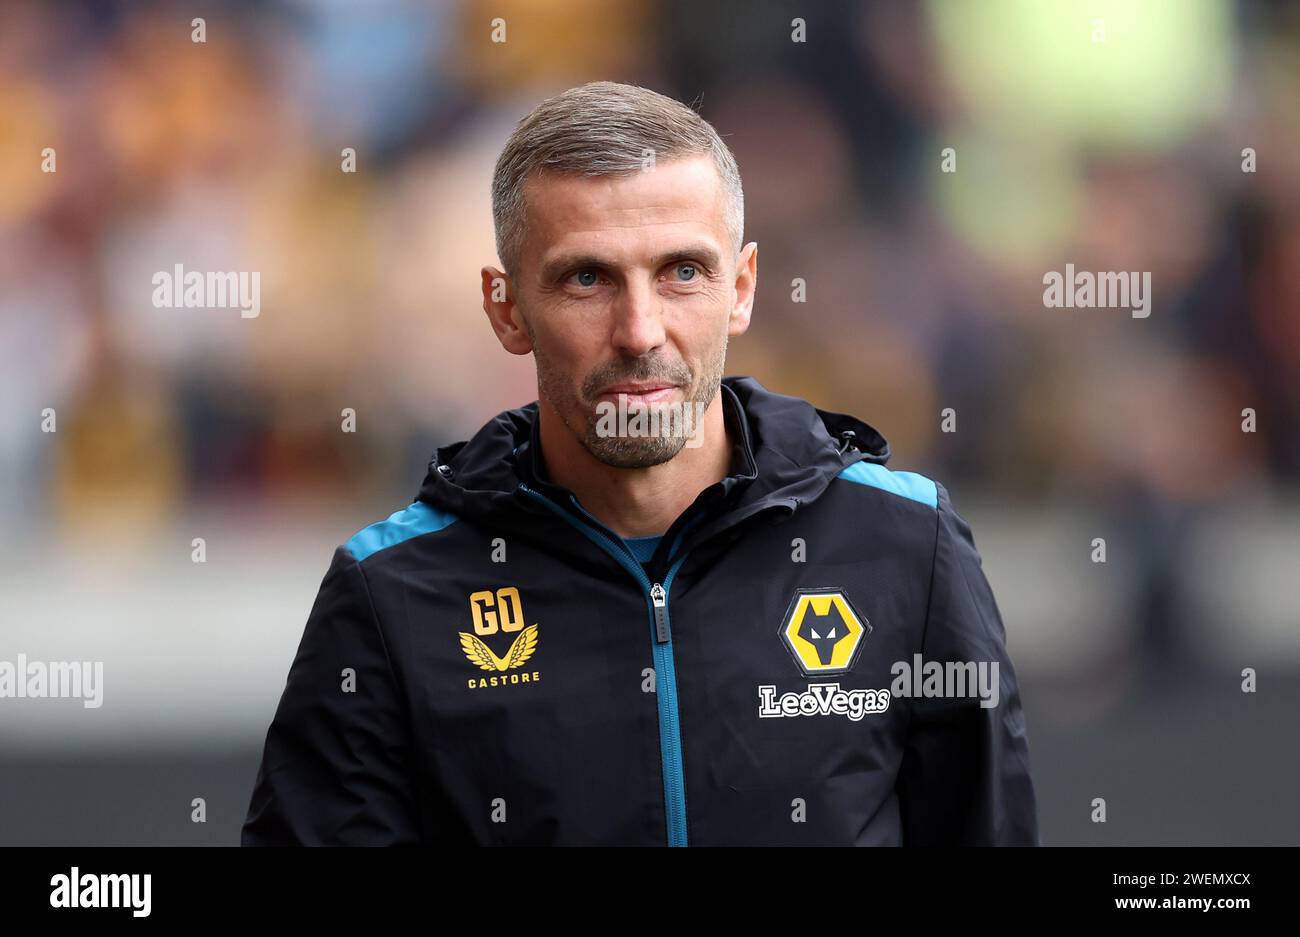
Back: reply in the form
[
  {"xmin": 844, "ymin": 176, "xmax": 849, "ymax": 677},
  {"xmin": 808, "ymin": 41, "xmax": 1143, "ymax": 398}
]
[{"xmin": 494, "ymin": 155, "xmax": 755, "ymax": 468}]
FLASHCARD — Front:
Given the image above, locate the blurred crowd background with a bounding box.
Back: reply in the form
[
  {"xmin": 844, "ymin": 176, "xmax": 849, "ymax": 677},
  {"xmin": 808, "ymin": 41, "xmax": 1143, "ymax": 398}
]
[{"xmin": 1, "ymin": 0, "xmax": 1297, "ymax": 845}]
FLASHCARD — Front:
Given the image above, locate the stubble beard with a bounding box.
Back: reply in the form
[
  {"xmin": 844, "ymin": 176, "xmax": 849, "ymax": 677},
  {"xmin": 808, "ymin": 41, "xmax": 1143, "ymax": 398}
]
[{"xmin": 532, "ymin": 324, "xmax": 728, "ymax": 470}]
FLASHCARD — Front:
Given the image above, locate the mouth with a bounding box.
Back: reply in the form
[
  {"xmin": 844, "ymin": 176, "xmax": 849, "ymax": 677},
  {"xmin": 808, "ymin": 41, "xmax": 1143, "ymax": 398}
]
[{"xmin": 595, "ymin": 383, "xmax": 680, "ymax": 405}]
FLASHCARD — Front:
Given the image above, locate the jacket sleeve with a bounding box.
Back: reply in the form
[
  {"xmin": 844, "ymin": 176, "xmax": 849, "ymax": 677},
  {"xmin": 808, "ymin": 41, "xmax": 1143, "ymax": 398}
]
[
  {"xmin": 241, "ymin": 545, "xmax": 421, "ymax": 845},
  {"xmin": 896, "ymin": 482, "xmax": 1039, "ymax": 845}
]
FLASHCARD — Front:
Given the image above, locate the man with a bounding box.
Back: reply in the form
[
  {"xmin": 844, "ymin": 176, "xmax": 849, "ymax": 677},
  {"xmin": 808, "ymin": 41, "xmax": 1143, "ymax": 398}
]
[{"xmin": 242, "ymin": 81, "xmax": 1038, "ymax": 846}]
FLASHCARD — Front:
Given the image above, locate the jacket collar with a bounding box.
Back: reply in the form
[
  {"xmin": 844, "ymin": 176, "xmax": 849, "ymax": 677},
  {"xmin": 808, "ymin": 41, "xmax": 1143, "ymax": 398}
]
[
  {"xmin": 417, "ymin": 375, "xmax": 891, "ymax": 565},
  {"xmin": 511, "ymin": 379, "xmax": 759, "ymax": 517}
]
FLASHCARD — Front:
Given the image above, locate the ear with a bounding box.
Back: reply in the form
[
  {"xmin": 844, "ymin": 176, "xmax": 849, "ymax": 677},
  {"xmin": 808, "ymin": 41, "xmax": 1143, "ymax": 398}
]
[
  {"xmin": 728, "ymin": 241, "xmax": 757, "ymax": 337},
  {"xmin": 481, "ymin": 266, "xmax": 533, "ymax": 355}
]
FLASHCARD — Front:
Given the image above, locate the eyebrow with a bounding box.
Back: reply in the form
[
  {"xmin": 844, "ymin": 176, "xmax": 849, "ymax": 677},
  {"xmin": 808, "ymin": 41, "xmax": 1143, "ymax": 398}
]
[{"xmin": 539, "ymin": 244, "xmax": 723, "ymax": 282}]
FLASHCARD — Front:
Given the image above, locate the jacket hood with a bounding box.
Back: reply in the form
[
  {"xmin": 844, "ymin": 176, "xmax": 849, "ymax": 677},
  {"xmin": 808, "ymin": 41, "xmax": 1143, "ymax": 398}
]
[{"xmin": 416, "ymin": 375, "xmax": 891, "ymax": 564}]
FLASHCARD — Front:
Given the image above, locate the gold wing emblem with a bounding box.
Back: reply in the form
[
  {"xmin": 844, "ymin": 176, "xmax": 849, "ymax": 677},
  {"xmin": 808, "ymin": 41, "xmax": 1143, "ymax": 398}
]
[
  {"xmin": 503, "ymin": 624, "xmax": 539, "ymax": 669},
  {"xmin": 459, "ymin": 624, "xmax": 539, "ymax": 672}
]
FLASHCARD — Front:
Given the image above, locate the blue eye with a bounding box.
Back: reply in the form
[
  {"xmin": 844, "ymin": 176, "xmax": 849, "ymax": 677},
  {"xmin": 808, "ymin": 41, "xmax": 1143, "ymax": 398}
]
[
  {"xmin": 573, "ymin": 270, "xmax": 599, "ymax": 287},
  {"xmin": 676, "ymin": 264, "xmax": 697, "ymax": 281}
]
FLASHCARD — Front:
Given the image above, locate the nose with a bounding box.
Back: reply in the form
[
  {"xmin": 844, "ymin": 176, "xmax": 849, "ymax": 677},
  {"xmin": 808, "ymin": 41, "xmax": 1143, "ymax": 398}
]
[{"xmin": 609, "ymin": 279, "xmax": 666, "ymax": 358}]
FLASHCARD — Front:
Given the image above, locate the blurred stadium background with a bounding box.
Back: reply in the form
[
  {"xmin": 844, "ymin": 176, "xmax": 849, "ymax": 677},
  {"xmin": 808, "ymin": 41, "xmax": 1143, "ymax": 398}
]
[{"xmin": 1, "ymin": 0, "xmax": 1297, "ymax": 844}]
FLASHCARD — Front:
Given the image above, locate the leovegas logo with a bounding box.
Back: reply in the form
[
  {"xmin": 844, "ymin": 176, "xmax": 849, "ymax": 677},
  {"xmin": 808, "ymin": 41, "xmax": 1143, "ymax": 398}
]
[{"xmin": 460, "ymin": 586, "xmax": 541, "ymax": 689}]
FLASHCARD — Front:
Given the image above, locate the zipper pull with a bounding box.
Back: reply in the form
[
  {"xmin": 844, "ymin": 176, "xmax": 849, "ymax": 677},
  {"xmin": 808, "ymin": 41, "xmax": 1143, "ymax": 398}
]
[{"xmin": 651, "ymin": 582, "xmax": 670, "ymax": 643}]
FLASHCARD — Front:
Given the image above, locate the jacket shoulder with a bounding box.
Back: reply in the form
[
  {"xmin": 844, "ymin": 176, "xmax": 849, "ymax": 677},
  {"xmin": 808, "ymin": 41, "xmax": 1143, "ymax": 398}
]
[
  {"xmin": 833, "ymin": 460, "xmax": 940, "ymax": 511},
  {"xmin": 343, "ymin": 499, "xmax": 460, "ymax": 564}
]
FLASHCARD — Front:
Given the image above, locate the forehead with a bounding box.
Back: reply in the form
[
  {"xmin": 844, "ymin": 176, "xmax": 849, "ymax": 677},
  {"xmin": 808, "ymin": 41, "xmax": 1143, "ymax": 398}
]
[{"xmin": 521, "ymin": 155, "xmax": 728, "ymax": 266}]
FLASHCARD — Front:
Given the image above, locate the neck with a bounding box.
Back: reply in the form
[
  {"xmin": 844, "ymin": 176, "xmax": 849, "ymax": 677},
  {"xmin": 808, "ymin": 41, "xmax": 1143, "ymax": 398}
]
[{"xmin": 537, "ymin": 390, "xmax": 732, "ymax": 539}]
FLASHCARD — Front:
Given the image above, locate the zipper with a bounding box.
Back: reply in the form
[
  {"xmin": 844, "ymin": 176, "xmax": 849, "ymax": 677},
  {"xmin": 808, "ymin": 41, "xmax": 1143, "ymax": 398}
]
[
  {"xmin": 518, "ymin": 482, "xmax": 692, "ymax": 846},
  {"xmin": 650, "ymin": 583, "xmax": 668, "ymax": 642},
  {"xmin": 651, "ymin": 555, "xmax": 691, "ymax": 846}
]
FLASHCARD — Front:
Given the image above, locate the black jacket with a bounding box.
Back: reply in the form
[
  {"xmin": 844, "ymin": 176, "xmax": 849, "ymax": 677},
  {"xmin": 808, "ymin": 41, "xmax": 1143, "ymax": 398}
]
[{"xmin": 242, "ymin": 375, "xmax": 1038, "ymax": 845}]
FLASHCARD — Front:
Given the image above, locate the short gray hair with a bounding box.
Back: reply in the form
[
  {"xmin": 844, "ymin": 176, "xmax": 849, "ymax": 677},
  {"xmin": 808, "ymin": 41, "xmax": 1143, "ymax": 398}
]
[{"xmin": 491, "ymin": 80, "xmax": 743, "ymax": 278}]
